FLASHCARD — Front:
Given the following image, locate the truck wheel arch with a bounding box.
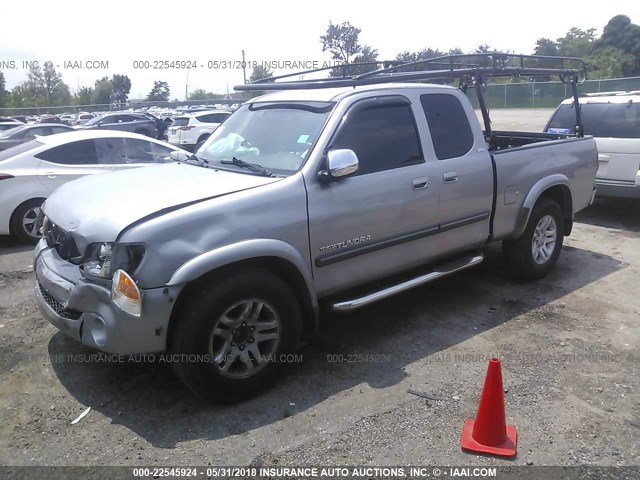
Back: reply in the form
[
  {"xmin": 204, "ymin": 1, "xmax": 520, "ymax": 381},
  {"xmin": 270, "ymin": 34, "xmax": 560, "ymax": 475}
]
[
  {"xmin": 166, "ymin": 240, "xmax": 319, "ymax": 346},
  {"xmin": 513, "ymin": 176, "xmax": 573, "ymax": 239}
]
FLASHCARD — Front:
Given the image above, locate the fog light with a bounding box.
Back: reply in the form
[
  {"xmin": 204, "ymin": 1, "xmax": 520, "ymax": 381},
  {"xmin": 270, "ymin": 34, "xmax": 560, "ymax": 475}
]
[{"xmin": 111, "ymin": 269, "xmax": 141, "ymax": 316}]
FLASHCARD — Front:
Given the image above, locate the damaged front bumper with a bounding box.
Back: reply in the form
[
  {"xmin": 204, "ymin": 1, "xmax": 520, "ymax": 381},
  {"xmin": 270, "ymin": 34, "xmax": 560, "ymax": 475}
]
[{"xmin": 33, "ymin": 238, "xmax": 180, "ymax": 354}]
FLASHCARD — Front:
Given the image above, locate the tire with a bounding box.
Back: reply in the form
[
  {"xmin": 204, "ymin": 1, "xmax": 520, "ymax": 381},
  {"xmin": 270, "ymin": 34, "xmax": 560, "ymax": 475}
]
[
  {"xmin": 503, "ymin": 198, "xmax": 564, "ymax": 281},
  {"xmin": 196, "ymin": 134, "xmax": 210, "ymax": 145},
  {"xmin": 11, "ymin": 198, "xmax": 44, "ymax": 244},
  {"xmin": 170, "ymin": 269, "xmax": 301, "ymax": 403}
]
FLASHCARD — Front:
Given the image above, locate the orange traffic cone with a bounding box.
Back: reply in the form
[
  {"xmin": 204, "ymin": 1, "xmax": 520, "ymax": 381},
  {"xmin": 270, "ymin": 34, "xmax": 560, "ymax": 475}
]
[{"xmin": 460, "ymin": 358, "xmax": 517, "ymax": 457}]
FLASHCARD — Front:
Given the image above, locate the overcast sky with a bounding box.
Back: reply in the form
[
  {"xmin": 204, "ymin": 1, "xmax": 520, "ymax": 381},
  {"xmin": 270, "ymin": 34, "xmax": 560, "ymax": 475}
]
[{"xmin": 1, "ymin": 0, "xmax": 638, "ymax": 101}]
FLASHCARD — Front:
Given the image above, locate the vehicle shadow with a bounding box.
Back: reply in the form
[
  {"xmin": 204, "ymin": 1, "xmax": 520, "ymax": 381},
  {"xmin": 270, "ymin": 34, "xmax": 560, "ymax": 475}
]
[
  {"xmin": 576, "ymin": 197, "xmax": 640, "ymax": 233},
  {"xmin": 48, "ymin": 243, "xmax": 624, "ymax": 448},
  {"xmin": 0, "ymin": 235, "xmax": 34, "ymax": 255}
]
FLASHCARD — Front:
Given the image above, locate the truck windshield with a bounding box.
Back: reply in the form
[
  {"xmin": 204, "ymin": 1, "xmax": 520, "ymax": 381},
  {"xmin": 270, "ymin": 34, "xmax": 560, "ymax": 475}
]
[
  {"xmin": 196, "ymin": 101, "xmax": 334, "ymax": 176},
  {"xmin": 546, "ymin": 102, "xmax": 640, "ymax": 138}
]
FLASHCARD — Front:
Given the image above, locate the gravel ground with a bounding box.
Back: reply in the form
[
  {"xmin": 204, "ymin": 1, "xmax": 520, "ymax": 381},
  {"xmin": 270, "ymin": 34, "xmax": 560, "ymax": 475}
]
[{"xmin": 0, "ymin": 109, "xmax": 638, "ymax": 473}]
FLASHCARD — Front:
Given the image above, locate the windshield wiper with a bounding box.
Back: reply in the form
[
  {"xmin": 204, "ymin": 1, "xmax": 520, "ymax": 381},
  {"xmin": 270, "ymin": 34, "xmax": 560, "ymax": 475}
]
[
  {"xmin": 176, "ymin": 153, "xmax": 209, "ymax": 168},
  {"xmin": 220, "ymin": 157, "xmax": 274, "ymax": 177}
]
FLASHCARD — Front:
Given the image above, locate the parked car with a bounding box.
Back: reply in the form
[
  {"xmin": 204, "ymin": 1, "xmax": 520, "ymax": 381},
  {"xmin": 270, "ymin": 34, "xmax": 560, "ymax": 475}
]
[
  {"xmin": 0, "ymin": 130, "xmax": 189, "ymax": 243},
  {"xmin": 76, "ymin": 113, "xmax": 96, "ymax": 125},
  {"xmin": 0, "ymin": 121, "xmax": 24, "ymax": 132},
  {"xmin": 78, "ymin": 113, "xmax": 158, "ymax": 138},
  {"xmin": 0, "ymin": 123, "xmax": 74, "ymax": 151},
  {"xmin": 0, "ymin": 116, "xmax": 22, "ymax": 123},
  {"xmin": 33, "ymin": 54, "xmax": 597, "ymax": 402},
  {"xmin": 8, "ymin": 116, "xmax": 27, "ymax": 124},
  {"xmin": 167, "ymin": 110, "xmax": 231, "ymax": 151},
  {"xmin": 38, "ymin": 114, "xmax": 66, "ymax": 124},
  {"xmin": 59, "ymin": 114, "xmax": 76, "ymax": 126},
  {"xmin": 546, "ymin": 91, "xmax": 640, "ymax": 198}
]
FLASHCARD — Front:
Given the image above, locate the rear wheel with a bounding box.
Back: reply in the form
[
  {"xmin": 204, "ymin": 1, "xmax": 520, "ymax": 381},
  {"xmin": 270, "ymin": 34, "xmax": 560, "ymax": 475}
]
[
  {"xmin": 11, "ymin": 198, "xmax": 44, "ymax": 244},
  {"xmin": 170, "ymin": 269, "xmax": 301, "ymax": 403},
  {"xmin": 503, "ymin": 198, "xmax": 564, "ymax": 281}
]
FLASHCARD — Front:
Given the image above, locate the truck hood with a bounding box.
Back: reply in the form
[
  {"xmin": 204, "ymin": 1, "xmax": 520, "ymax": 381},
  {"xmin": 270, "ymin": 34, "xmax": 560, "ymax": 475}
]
[{"xmin": 44, "ymin": 162, "xmax": 279, "ymax": 249}]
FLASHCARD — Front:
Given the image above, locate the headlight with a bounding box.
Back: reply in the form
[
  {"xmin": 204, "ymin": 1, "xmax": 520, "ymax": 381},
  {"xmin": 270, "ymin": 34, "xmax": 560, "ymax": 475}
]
[
  {"xmin": 83, "ymin": 242, "xmax": 114, "ymax": 278},
  {"xmin": 82, "ymin": 243, "xmax": 145, "ymax": 279}
]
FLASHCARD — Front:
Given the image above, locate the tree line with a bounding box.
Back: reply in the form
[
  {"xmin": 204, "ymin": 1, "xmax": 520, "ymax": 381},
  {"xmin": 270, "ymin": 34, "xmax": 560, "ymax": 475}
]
[
  {"xmin": 2, "ymin": 14, "xmax": 637, "ymax": 109},
  {"xmin": 0, "ymin": 65, "xmax": 175, "ymax": 109},
  {"xmin": 249, "ymin": 14, "xmax": 640, "ymax": 82}
]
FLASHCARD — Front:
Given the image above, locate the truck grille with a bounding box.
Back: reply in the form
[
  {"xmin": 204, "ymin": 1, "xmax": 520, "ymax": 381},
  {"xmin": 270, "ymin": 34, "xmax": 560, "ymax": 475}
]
[{"xmin": 37, "ymin": 281, "xmax": 82, "ymax": 320}]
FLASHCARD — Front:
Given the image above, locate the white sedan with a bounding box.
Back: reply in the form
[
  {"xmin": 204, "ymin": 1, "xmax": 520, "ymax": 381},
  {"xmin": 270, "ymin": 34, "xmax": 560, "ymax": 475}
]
[{"xmin": 0, "ymin": 130, "xmax": 189, "ymax": 243}]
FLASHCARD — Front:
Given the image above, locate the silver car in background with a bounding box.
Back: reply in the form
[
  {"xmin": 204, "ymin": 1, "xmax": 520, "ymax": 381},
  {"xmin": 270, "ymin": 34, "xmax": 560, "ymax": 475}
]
[{"xmin": 546, "ymin": 91, "xmax": 640, "ymax": 198}]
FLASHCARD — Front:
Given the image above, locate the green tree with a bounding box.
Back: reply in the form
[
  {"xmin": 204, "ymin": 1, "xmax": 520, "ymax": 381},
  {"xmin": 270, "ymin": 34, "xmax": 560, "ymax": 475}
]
[
  {"xmin": 249, "ymin": 65, "xmax": 273, "ymax": 83},
  {"xmin": 320, "ymin": 21, "xmax": 362, "ymax": 64},
  {"xmin": 111, "ymin": 74, "xmax": 131, "ymax": 104},
  {"xmin": 188, "ymin": 89, "xmax": 225, "ymax": 101},
  {"xmin": 93, "ymin": 77, "xmax": 113, "ymax": 104},
  {"xmin": 147, "ymin": 81, "xmax": 170, "ymax": 101},
  {"xmin": 0, "ymin": 71, "xmax": 7, "ymax": 108},
  {"xmin": 51, "ymin": 83, "xmax": 71, "ymax": 106},
  {"xmin": 395, "ymin": 47, "xmax": 443, "ymax": 63},
  {"xmin": 534, "ymin": 38, "xmax": 559, "ymax": 56},
  {"xmin": 75, "ymin": 86, "xmax": 93, "ymax": 105},
  {"xmin": 593, "ymin": 15, "xmax": 640, "ymax": 75},
  {"xmin": 556, "ymin": 27, "xmax": 597, "ymax": 58},
  {"xmin": 25, "ymin": 63, "xmax": 67, "ymax": 106},
  {"xmin": 348, "ymin": 45, "xmax": 379, "ymax": 75},
  {"xmin": 587, "ymin": 47, "xmax": 635, "ymax": 78}
]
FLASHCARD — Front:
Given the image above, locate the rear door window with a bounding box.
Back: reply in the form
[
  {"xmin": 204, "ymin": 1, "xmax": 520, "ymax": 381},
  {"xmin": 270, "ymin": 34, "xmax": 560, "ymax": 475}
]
[
  {"xmin": 96, "ymin": 137, "xmax": 128, "ymax": 164},
  {"xmin": 420, "ymin": 94, "xmax": 474, "ymax": 160},
  {"xmin": 36, "ymin": 139, "xmax": 100, "ymax": 164},
  {"xmin": 123, "ymin": 138, "xmax": 174, "ymax": 163}
]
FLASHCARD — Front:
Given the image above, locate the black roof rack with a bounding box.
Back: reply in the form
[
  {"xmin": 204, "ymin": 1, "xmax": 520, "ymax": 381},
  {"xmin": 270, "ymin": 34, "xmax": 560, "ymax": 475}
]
[{"xmin": 234, "ymin": 53, "xmax": 587, "ymax": 92}]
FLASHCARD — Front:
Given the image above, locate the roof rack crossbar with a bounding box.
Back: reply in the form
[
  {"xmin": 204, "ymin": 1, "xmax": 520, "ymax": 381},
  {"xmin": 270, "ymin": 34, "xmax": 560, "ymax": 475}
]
[{"xmin": 235, "ymin": 53, "xmax": 587, "ymax": 92}]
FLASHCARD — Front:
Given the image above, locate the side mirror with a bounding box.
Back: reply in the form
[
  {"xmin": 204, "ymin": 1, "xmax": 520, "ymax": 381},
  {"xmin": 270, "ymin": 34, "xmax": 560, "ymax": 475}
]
[
  {"xmin": 322, "ymin": 149, "xmax": 359, "ymax": 179},
  {"xmin": 170, "ymin": 150, "xmax": 191, "ymax": 162}
]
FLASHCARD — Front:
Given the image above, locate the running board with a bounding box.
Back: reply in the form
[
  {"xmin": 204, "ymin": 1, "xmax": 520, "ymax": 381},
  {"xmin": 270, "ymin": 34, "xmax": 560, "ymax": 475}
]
[{"xmin": 331, "ymin": 253, "xmax": 484, "ymax": 312}]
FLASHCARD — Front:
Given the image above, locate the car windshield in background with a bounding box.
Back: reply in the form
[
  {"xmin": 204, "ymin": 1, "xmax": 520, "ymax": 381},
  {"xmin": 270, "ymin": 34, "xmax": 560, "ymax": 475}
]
[
  {"xmin": 0, "ymin": 140, "xmax": 43, "ymax": 162},
  {"xmin": 547, "ymin": 102, "xmax": 640, "ymax": 138},
  {"xmin": 196, "ymin": 102, "xmax": 334, "ymax": 176},
  {"xmin": 0, "ymin": 126, "xmax": 25, "ymax": 138}
]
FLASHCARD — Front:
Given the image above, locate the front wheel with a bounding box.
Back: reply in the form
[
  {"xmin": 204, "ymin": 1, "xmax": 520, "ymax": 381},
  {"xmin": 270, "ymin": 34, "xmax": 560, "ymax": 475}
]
[
  {"xmin": 503, "ymin": 198, "xmax": 564, "ymax": 281},
  {"xmin": 11, "ymin": 198, "xmax": 44, "ymax": 244},
  {"xmin": 170, "ymin": 269, "xmax": 301, "ymax": 403}
]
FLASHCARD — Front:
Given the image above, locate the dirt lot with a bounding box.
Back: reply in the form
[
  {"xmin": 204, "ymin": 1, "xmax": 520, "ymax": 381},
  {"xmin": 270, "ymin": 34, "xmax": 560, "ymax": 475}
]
[{"xmin": 0, "ymin": 109, "xmax": 638, "ymax": 472}]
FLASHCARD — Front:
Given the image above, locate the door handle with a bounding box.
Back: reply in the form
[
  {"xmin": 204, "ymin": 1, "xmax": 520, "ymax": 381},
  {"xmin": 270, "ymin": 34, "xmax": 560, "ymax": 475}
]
[
  {"xmin": 44, "ymin": 172, "xmax": 57, "ymax": 179},
  {"xmin": 412, "ymin": 177, "xmax": 430, "ymax": 190},
  {"xmin": 443, "ymin": 171, "xmax": 458, "ymax": 183}
]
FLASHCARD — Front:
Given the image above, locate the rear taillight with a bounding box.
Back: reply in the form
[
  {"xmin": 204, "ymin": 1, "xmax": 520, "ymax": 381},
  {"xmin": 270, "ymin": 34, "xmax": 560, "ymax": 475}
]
[
  {"xmin": 0, "ymin": 174, "xmax": 14, "ymax": 181},
  {"xmin": 179, "ymin": 125, "xmax": 195, "ymax": 131}
]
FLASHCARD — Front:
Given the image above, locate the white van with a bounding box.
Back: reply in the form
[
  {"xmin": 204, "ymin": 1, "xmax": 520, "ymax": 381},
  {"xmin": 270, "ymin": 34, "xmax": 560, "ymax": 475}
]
[{"xmin": 546, "ymin": 91, "xmax": 640, "ymax": 198}]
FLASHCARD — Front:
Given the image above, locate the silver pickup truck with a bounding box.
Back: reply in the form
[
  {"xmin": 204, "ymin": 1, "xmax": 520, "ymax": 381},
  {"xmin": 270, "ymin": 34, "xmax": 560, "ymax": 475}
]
[{"xmin": 33, "ymin": 54, "xmax": 598, "ymax": 402}]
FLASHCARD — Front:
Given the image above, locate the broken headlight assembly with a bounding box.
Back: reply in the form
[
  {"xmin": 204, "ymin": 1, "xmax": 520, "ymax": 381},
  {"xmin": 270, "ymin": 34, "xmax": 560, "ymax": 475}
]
[{"xmin": 82, "ymin": 242, "xmax": 146, "ymax": 280}]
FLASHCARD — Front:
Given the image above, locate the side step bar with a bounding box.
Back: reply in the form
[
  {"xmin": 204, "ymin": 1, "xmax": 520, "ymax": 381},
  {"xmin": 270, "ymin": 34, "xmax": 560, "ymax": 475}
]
[{"xmin": 331, "ymin": 253, "xmax": 484, "ymax": 312}]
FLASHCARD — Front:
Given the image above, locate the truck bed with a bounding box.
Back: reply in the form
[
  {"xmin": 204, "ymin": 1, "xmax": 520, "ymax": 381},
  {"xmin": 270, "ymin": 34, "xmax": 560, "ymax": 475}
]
[{"xmin": 485, "ymin": 131, "xmax": 575, "ymax": 151}]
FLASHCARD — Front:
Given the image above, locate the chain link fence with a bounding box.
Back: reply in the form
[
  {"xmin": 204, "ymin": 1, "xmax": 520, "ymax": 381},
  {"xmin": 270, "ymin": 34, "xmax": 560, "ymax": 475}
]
[
  {"xmin": 2, "ymin": 77, "xmax": 640, "ymax": 116},
  {"xmin": 477, "ymin": 76, "xmax": 640, "ymax": 109}
]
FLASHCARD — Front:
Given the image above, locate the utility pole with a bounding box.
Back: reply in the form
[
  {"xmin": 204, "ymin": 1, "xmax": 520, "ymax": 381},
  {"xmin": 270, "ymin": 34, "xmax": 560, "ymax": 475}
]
[{"xmin": 242, "ymin": 50, "xmax": 247, "ymax": 84}]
